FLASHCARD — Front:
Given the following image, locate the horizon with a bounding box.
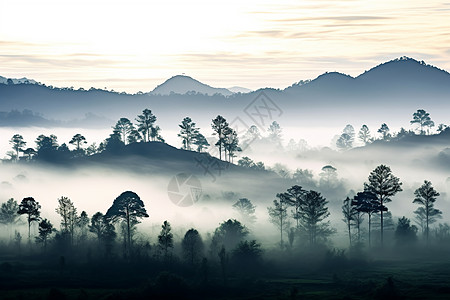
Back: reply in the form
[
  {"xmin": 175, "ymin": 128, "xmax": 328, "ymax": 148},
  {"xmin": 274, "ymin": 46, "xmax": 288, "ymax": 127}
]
[{"xmin": 1, "ymin": 0, "xmax": 449, "ymax": 93}]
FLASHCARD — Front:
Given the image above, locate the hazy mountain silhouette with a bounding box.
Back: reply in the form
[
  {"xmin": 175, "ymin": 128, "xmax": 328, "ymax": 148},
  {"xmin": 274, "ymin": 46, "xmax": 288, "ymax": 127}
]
[
  {"xmin": 0, "ymin": 76, "xmax": 37, "ymax": 85},
  {"xmin": 228, "ymin": 86, "xmax": 253, "ymax": 94},
  {"xmin": 150, "ymin": 75, "xmax": 233, "ymax": 96},
  {"xmin": 1, "ymin": 57, "xmax": 449, "ymax": 127}
]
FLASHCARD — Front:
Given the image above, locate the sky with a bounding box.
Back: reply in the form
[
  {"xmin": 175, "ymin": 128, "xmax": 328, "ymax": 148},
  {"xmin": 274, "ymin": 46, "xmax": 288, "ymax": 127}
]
[{"xmin": 0, "ymin": 0, "xmax": 449, "ymax": 93}]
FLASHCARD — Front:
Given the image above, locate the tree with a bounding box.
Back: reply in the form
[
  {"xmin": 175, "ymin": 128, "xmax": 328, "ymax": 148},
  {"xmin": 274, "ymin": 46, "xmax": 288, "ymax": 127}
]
[
  {"xmin": 150, "ymin": 125, "xmax": 164, "ymax": 142},
  {"xmin": 9, "ymin": 134, "xmax": 26, "ymax": 160},
  {"xmin": 35, "ymin": 134, "xmax": 58, "ymax": 150},
  {"xmin": 158, "ymin": 220, "xmax": 174, "ymax": 259},
  {"xmin": 113, "ymin": 118, "xmax": 135, "ymax": 144},
  {"xmin": 193, "ymin": 133, "xmax": 210, "ymax": 152},
  {"xmin": 69, "ymin": 134, "xmax": 87, "ymax": 151},
  {"xmin": 413, "ymin": 180, "xmax": 442, "ymax": 244},
  {"xmin": 267, "ymin": 195, "xmax": 289, "ymax": 247},
  {"xmin": 17, "ymin": 197, "xmax": 41, "ymax": 243},
  {"xmin": 319, "ymin": 165, "xmax": 337, "ymax": 187},
  {"xmin": 77, "ymin": 211, "xmax": 90, "ymax": 243},
  {"xmin": 364, "ymin": 165, "xmax": 402, "ymax": 246},
  {"xmin": 377, "ymin": 123, "xmax": 391, "ymax": 141},
  {"xmin": 136, "ymin": 108, "xmax": 156, "ymax": 142},
  {"xmin": 22, "ymin": 148, "xmax": 37, "ymax": 160},
  {"xmin": 211, "ymin": 115, "xmax": 229, "ymax": 160},
  {"xmin": 284, "ymin": 185, "xmax": 306, "ymax": 229},
  {"xmin": 55, "ymin": 196, "xmax": 77, "ymax": 244},
  {"xmin": 232, "ymin": 198, "xmax": 257, "ymax": 225},
  {"xmin": 89, "ymin": 212, "xmax": 116, "ymax": 256},
  {"xmin": 178, "ymin": 117, "xmax": 199, "ymax": 151},
  {"xmin": 358, "ymin": 125, "xmax": 371, "ymax": 145},
  {"xmin": 336, "ymin": 133, "xmax": 353, "ymax": 149},
  {"xmin": 223, "ymin": 128, "xmax": 241, "ymax": 162},
  {"xmin": 352, "ymin": 191, "xmax": 380, "ymax": 247},
  {"xmin": 182, "ymin": 228, "xmax": 204, "ymax": 265},
  {"xmin": 238, "ymin": 157, "xmax": 255, "ymax": 168},
  {"xmin": 0, "ymin": 198, "xmax": 20, "ymax": 239},
  {"xmin": 293, "ymin": 169, "xmax": 315, "ymax": 186},
  {"xmin": 411, "ymin": 109, "xmax": 434, "ymax": 135},
  {"xmin": 211, "ymin": 219, "xmax": 249, "ymax": 252},
  {"xmin": 36, "ymin": 219, "xmax": 55, "ymax": 250},
  {"xmin": 342, "ymin": 197, "xmax": 358, "ymax": 247},
  {"xmin": 105, "ymin": 191, "xmax": 149, "ymax": 254},
  {"xmin": 297, "ymin": 190, "xmax": 332, "ymax": 245},
  {"xmin": 395, "ymin": 217, "xmax": 417, "ymax": 245},
  {"xmin": 268, "ymin": 121, "xmax": 282, "ymax": 146}
]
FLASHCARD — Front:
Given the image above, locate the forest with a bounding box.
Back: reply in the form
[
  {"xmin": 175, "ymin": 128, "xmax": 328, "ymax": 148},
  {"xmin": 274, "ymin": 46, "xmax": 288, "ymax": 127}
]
[{"xmin": 1, "ymin": 108, "xmax": 450, "ymax": 300}]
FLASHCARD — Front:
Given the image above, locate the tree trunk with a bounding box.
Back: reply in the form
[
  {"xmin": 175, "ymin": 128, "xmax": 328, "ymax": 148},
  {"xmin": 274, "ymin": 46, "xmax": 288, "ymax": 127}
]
[
  {"xmin": 126, "ymin": 206, "xmax": 131, "ymax": 257},
  {"xmin": 368, "ymin": 214, "xmax": 372, "ymax": 248},
  {"xmin": 380, "ymin": 197, "xmax": 384, "ymax": 247}
]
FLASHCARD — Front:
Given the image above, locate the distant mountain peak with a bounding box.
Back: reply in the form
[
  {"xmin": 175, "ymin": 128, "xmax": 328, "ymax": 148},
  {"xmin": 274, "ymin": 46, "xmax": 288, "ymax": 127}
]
[
  {"xmin": 0, "ymin": 76, "xmax": 37, "ymax": 85},
  {"xmin": 150, "ymin": 75, "xmax": 233, "ymax": 96}
]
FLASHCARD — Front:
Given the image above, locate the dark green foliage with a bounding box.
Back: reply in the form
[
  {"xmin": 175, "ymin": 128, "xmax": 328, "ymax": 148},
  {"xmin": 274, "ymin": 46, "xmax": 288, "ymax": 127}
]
[
  {"xmin": 413, "ymin": 180, "xmax": 441, "ymax": 243},
  {"xmin": 267, "ymin": 195, "xmax": 289, "ymax": 247},
  {"xmin": 135, "ymin": 108, "xmax": 156, "ymax": 142},
  {"xmin": 211, "ymin": 115, "xmax": 229, "ymax": 160},
  {"xmin": 17, "ymin": 196, "xmax": 41, "ymax": 242},
  {"xmin": 211, "ymin": 219, "xmax": 249, "ymax": 253},
  {"xmin": 105, "ymin": 191, "xmax": 148, "ymax": 255},
  {"xmin": 364, "ymin": 165, "xmax": 402, "ymax": 246},
  {"xmin": 352, "ymin": 191, "xmax": 380, "ymax": 246},
  {"xmin": 395, "ymin": 217, "xmax": 417, "ymax": 245},
  {"xmin": 231, "ymin": 240, "xmax": 263, "ymax": 273},
  {"xmin": 181, "ymin": 228, "xmax": 204, "ymax": 265},
  {"xmin": 36, "ymin": 218, "xmax": 55, "ymax": 249},
  {"xmin": 158, "ymin": 220, "xmax": 173, "ymax": 259}
]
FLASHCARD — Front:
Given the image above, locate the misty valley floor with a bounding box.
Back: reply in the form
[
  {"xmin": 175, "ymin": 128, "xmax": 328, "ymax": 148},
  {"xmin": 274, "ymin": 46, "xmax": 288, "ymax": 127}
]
[{"xmin": 1, "ymin": 252, "xmax": 450, "ymax": 300}]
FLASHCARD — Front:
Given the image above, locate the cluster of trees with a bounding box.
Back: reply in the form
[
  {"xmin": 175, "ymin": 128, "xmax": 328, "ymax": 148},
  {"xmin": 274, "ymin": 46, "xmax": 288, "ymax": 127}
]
[
  {"xmin": 341, "ymin": 165, "xmax": 443, "ymax": 247},
  {"xmin": 336, "ymin": 109, "xmax": 446, "ymax": 149}
]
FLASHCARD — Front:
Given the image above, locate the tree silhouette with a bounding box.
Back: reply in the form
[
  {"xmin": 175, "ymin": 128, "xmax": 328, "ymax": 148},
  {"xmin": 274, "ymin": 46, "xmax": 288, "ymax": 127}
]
[
  {"xmin": 352, "ymin": 191, "xmax": 380, "ymax": 247},
  {"xmin": 395, "ymin": 217, "xmax": 417, "ymax": 245},
  {"xmin": 193, "ymin": 133, "xmax": 210, "ymax": 152},
  {"xmin": 211, "ymin": 115, "xmax": 229, "ymax": 160},
  {"xmin": 136, "ymin": 108, "xmax": 156, "ymax": 142},
  {"xmin": 297, "ymin": 190, "xmax": 331, "ymax": 245},
  {"xmin": 377, "ymin": 123, "xmax": 391, "ymax": 141},
  {"xmin": 268, "ymin": 121, "xmax": 283, "ymax": 147},
  {"xmin": 150, "ymin": 125, "xmax": 164, "ymax": 142},
  {"xmin": 223, "ymin": 128, "xmax": 241, "ymax": 162},
  {"xmin": 113, "ymin": 118, "xmax": 135, "ymax": 145},
  {"xmin": 69, "ymin": 134, "xmax": 87, "ymax": 151},
  {"xmin": 336, "ymin": 133, "xmax": 353, "ymax": 149},
  {"xmin": 232, "ymin": 198, "xmax": 257, "ymax": 225},
  {"xmin": 89, "ymin": 212, "xmax": 116, "ymax": 255},
  {"xmin": 358, "ymin": 125, "xmax": 371, "ymax": 145},
  {"xmin": 178, "ymin": 117, "xmax": 199, "ymax": 150},
  {"xmin": 22, "ymin": 148, "xmax": 37, "ymax": 160},
  {"xmin": 9, "ymin": 134, "xmax": 26, "ymax": 160},
  {"xmin": 267, "ymin": 195, "xmax": 289, "ymax": 247},
  {"xmin": 0, "ymin": 198, "xmax": 20, "ymax": 240},
  {"xmin": 158, "ymin": 220, "xmax": 174, "ymax": 260},
  {"xmin": 413, "ymin": 180, "xmax": 442, "ymax": 244},
  {"xmin": 284, "ymin": 185, "xmax": 306, "ymax": 229},
  {"xmin": 105, "ymin": 191, "xmax": 148, "ymax": 255},
  {"xmin": 211, "ymin": 219, "xmax": 248, "ymax": 252},
  {"xmin": 36, "ymin": 219, "xmax": 55, "ymax": 250},
  {"xmin": 411, "ymin": 109, "xmax": 434, "ymax": 135},
  {"xmin": 364, "ymin": 165, "xmax": 402, "ymax": 246},
  {"xmin": 77, "ymin": 211, "xmax": 90, "ymax": 243},
  {"xmin": 55, "ymin": 196, "xmax": 77, "ymax": 245},
  {"xmin": 182, "ymin": 228, "xmax": 204, "ymax": 265},
  {"xmin": 342, "ymin": 197, "xmax": 358, "ymax": 247},
  {"xmin": 17, "ymin": 197, "xmax": 41, "ymax": 243},
  {"xmin": 319, "ymin": 165, "xmax": 337, "ymax": 187}
]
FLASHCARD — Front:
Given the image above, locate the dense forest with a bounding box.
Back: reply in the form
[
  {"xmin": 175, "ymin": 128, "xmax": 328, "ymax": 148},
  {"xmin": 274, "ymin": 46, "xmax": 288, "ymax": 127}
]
[{"xmin": 1, "ymin": 108, "xmax": 450, "ymax": 299}]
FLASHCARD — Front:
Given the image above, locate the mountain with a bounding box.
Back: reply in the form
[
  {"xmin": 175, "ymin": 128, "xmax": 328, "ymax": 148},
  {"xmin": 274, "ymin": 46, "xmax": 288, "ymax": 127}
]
[
  {"xmin": 0, "ymin": 76, "xmax": 37, "ymax": 85},
  {"xmin": 1, "ymin": 57, "xmax": 450, "ymax": 129},
  {"xmin": 228, "ymin": 86, "xmax": 253, "ymax": 94},
  {"xmin": 150, "ymin": 75, "xmax": 233, "ymax": 96}
]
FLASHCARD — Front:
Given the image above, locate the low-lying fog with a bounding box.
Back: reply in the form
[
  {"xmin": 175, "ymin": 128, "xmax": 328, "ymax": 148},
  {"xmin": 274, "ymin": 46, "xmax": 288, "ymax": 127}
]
[{"xmin": 1, "ymin": 122, "xmax": 450, "ymax": 250}]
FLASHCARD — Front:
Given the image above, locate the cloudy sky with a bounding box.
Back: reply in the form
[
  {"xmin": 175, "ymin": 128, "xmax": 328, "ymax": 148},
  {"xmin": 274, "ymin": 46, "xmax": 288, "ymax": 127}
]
[{"xmin": 0, "ymin": 0, "xmax": 449, "ymax": 92}]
